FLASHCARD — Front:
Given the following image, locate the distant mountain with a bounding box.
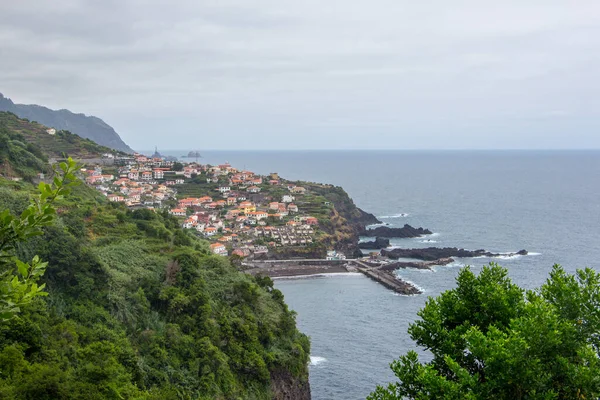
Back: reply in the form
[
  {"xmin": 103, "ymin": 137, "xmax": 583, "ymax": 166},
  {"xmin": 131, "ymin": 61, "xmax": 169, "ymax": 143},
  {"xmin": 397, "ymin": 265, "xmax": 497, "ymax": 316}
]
[
  {"xmin": 0, "ymin": 93, "xmax": 133, "ymax": 153},
  {"xmin": 0, "ymin": 111, "xmax": 127, "ymax": 180}
]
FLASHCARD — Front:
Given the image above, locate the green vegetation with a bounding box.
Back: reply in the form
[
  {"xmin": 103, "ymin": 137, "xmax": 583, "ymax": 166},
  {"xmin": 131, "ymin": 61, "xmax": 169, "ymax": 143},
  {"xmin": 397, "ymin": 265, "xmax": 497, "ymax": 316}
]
[
  {"xmin": 0, "ymin": 158, "xmax": 79, "ymax": 321},
  {"xmin": 0, "ymin": 111, "xmax": 125, "ymax": 161},
  {"xmin": 369, "ymin": 263, "xmax": 600, "ymax": 400},
  {"xmin": 0, "ymin": 122, "xmax": 310, "ymax": 398},
  {"xmin": 0, "ymin": 178, "xmax": 309, "ymax": 399}
]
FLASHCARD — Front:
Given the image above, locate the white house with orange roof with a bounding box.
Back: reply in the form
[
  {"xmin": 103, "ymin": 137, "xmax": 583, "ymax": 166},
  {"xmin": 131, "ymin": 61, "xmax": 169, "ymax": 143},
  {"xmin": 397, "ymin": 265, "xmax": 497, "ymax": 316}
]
[
  {"xmin": 247, "ymin": 186, "xmax": 261, "ymax": 193},
  {"xmin": 287, "ymin": 204, "xmax": 299, "ymax": 213},
  {"xmin": 210, "ymin": 243, "xmax": 228, "ymax": 256},
  {"xmin": 204, "ymin": 227, "xmax": 218, "ymax": 237},
  {"xmin": 169, "ymin": 208, "xmax": 186, "ymax": 216}
]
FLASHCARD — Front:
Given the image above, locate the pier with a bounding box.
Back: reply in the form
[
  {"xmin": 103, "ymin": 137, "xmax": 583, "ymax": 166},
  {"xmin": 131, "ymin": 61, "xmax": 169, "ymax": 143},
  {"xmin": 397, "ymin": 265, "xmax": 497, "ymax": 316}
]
[{"xmin": 243, "ymin": 258, "xmax": 422, "ymax": 295}]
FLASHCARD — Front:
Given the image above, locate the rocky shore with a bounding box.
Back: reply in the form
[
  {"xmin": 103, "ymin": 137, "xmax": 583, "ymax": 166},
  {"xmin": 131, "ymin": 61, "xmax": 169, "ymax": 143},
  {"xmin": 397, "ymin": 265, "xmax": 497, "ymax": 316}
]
[
  {"xmin": 381, "ymin": 247, "xmax": 528, "ymax": 261},
  {"xmin": 361, "ymin": 224, "xmax": 432, "ymax": 238},
  {"xmin": 358, "ymin": 237, "xmax": 390, "ymax": 249},
  {"xmin": 379, "ymin": 257, "xmax": 455, "ymax": 270}
]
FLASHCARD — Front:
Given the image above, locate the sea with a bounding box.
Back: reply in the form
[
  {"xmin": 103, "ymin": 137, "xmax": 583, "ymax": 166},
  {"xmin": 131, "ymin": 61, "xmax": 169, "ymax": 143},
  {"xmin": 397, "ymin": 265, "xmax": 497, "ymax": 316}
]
[{"xmin": 159, "ymin": 150, "xmax": 600, "ymax": 399}]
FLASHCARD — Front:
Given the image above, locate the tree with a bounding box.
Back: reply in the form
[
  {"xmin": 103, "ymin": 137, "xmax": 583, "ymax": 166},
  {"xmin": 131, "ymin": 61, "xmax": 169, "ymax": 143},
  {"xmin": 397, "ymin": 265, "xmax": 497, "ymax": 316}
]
[
  {"xmin": 369, "ymin": 263, "xmax": 600, "ymax": 400},
  {"xmin": 172, "ymin": 162, "xmax": 184, "ymax": 172},
  {"xmin": 0, "ymin": 158, "xmax": 79, "ymax": 322}
]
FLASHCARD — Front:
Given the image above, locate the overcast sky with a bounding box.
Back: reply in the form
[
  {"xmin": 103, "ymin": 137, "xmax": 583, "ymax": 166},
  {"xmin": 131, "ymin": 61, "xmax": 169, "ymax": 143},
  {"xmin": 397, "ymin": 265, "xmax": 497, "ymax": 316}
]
[{"xmin": 1, "ymin": 1, "xmax": 599, "ymax": 150}]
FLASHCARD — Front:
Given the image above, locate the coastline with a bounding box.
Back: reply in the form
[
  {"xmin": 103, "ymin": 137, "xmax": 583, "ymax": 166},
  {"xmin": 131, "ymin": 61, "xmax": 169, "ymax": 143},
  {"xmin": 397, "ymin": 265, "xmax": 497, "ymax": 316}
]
[{"xmin": 244, "ymin": 259, "xmax": 424, "ymax": 295}]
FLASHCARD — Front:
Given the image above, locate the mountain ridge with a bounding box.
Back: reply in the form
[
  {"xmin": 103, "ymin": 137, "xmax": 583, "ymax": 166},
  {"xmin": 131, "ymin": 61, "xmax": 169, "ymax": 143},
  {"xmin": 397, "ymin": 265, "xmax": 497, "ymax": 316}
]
[{"xmin": 0, "ymin": 92, "xmax": 134, "ymax": 153}]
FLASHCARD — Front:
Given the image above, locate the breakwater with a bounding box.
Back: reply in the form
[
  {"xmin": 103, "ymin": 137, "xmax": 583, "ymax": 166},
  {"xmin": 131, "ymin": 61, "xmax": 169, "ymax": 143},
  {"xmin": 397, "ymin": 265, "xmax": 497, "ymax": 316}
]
[{"xmin": 243, "ymin": 258, "xmax": 423, "ymax": 295}]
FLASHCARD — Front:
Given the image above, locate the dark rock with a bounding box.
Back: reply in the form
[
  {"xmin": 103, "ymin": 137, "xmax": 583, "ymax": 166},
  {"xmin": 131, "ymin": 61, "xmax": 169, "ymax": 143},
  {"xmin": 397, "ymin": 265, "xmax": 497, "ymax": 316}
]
[
  {"xmin": 358, "ymin": 237, "xmax": 390, "ymax": 249},
  {"xmin": 381, "ymin": 247, "xmax": 528, "ymax": 261},
  {"xmin": 379, "ymin": 257, "xmax": 455, "ymax": 271},
  {"xmin": 361, "ymin": 224, "xmax": 432, "ymax": 238},
  {"xmin": 356, "ymin": 208, "xmax": 381, "ymax": 226},
  {"xmin": 270, "ymin": 369, "xmax": 311, "ymax": 400}
]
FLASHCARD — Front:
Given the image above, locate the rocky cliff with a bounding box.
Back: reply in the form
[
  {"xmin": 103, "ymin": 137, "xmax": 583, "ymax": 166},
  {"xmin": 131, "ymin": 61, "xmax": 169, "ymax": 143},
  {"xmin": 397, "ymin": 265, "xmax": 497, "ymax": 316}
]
[{"xmin": 270, "ymin": 370, "xmax": 311, "ymax": 400}]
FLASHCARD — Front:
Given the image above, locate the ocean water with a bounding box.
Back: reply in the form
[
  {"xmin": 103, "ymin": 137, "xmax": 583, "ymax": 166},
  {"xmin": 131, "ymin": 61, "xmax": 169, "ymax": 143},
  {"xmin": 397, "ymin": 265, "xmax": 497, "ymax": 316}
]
[{"xmin": 162, "ymin": 150, "xmax": 600, "ymax": 399}]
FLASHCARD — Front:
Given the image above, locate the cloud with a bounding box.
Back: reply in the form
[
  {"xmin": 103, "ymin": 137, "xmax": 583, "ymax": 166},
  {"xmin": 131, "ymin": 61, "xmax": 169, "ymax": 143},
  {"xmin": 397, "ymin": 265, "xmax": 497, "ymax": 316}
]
[{"xmin": 1, "ymin": 0, "xmax": 599, "ymax": 149}]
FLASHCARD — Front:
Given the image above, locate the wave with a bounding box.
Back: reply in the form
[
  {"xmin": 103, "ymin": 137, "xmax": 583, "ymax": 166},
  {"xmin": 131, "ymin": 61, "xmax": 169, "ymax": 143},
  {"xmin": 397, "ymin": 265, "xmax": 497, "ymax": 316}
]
[
  {"xmin": 528, "ymin": 252, "xmax": 542, "ymax": 256},
  {"xmin": 310, "ymin": 356, "xmax": 327, "ymax": 366},
  {"xmin": 365, "ymin": 222, "xmax": 390, "ymax": 228},
  {"xmin": 378, "ymin": 213, "xmax": 409, "ymax": 219},
  {"xmin": 394, "ymin": 273, "xmax": 426, "ymax": 293}
]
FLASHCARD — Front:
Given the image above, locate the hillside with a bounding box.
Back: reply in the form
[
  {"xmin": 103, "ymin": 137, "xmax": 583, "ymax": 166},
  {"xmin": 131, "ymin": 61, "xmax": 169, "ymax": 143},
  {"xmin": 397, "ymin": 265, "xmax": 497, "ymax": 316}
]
[
  {"xmin": 0, "ymin": 93, "xmax": 133, "ymax": 153},
  {"xmin": 0, "ymin": 112, "xmax": 125, "ymax": 180},
  {"xmin": 0, "ymin": 176, "xmax": 310, "ymax": 398}
]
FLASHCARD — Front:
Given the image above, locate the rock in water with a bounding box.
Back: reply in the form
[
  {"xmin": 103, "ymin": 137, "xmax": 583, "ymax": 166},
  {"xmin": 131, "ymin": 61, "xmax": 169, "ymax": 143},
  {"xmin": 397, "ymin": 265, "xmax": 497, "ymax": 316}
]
[
  {"xmin": 358, "ymin": 237, "xmax": 390, "ymax": 249},
  {"xmin": 362, "ymin": 224, "xmax": 432, "ymax": 238},
  {"xmin": 381, "ymin": 247, "xmax": 528, "ymax": 261}
]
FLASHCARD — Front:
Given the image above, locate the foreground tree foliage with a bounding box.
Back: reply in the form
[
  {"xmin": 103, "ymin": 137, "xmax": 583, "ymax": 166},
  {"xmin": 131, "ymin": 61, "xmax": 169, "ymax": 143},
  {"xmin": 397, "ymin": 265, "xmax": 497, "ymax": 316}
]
[
  {"xmin": 369, "ymin": 264, "xmax": 600, "ymax": 400},
  {"xmin": 0, "ymin": 158, "xmax": 79, "ymax": 321}
]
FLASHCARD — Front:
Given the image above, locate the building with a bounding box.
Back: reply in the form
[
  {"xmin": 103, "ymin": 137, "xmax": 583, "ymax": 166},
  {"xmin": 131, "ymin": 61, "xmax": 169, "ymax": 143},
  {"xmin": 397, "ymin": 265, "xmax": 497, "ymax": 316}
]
[
  {"xmin": 326, "ymin": 250, "xmax": 346, "ymax": 260},
  {"xmin": 210, "ymin": 243, "xmax": 228, "ymax": 256},
  {"xmin": 153, "ymin": 169, "xmax": 164, "ymax": 179},
  {"xmin": 169, "ymin": 208, "xmax": 186, "ymax": 216},
  {"xmin": 282, "ymin": 195, "xmax": 295, "ymax": 203},
  {"xmin": 292, "ymin": 186, "xmax": 307, "ymax": 194}
]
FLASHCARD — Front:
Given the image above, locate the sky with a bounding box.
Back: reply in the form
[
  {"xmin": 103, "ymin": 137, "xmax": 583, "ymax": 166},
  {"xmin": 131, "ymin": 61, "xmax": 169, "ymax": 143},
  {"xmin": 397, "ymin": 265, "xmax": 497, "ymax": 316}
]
[{"xmin": 1, "ymin": 1, "xmax": 599, "ymax": 150}]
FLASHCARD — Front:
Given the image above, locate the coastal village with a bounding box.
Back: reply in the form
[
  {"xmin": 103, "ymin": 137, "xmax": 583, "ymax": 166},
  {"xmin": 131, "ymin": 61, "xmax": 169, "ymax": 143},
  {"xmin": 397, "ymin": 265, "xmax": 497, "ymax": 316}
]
[{"xmin": 82, "ymin": 152, "xmax": 345, "ymax": 259}]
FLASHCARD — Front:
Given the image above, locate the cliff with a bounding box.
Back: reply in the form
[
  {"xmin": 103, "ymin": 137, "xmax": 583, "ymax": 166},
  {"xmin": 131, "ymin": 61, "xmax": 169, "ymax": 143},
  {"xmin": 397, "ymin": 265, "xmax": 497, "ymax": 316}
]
[
  {"xmin": 0, "ymin": 93, "xmax": 133, "ymax": 153},
  {"xmin": 298, "ymin": 182, "xmax": 380, "ymax": 257}
]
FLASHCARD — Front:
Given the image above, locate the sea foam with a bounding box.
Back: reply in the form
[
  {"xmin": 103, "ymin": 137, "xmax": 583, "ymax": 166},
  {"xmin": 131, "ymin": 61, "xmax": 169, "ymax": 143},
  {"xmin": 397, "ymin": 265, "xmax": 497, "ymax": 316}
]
[
  {"xmin": 378, "ymin": 213, "xmax": 409, "ymax": 219},
  {"xmin": 310, "ymin": 356, "xmax": 327, "ymax": 366}
]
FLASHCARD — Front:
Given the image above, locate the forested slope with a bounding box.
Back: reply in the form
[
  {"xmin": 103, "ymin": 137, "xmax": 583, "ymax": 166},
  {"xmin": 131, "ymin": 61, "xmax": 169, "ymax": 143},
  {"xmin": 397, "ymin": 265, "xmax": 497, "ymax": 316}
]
[{"xmin": 0, "ymin": 124, "xmax": 310, "ymax": 399}]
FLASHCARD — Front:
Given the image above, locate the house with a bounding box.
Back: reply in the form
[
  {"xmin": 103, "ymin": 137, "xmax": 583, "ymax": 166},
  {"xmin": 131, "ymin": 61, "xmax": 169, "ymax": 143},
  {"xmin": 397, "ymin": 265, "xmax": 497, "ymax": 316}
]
[
  {"xmin": 287, "ymin": 203, "xmax": 298, "ymax": 213},
  {"xmin": 46, "ymin": 128, "xmax": 56, "ymax": 135},
  {"xmin": 227, "ymin": 197, "xmax": 237, "ymax": 206},
  {"xmin": 169, "ymin": 208, "xmax": 186, "ymax": 216},
  {"xmin": 239, "ymin": 201, "xmax": 256, "ymax": 214},
  {"xmin": 107, "ymin": 194, "xmax": 125, "ymax": 202},
  {"xmin": 282, "ymin": 195, "xmax": 295, "ymax": 203},
  {"xmin": 141, "ymin": 171, "xmax": 153, "ymax": 181},
  {"xmin": 248, "ymin": 211, "xmax": 268, "ymax": 220},
  {"xmin": 247, "ymin": 186, "xmax": 261, "ymax": 193},
  {"xmin": 269, "ymin": 202, "xmax": 280, "ymax": 210},
  {"xmin": 175, "ymin": 179, "xmax": 184, "ymax": 184},
  {"xmin": 326, "ymin": 250, "xmax": 346, "ymax": 260},
  {"xmin": 204, "ymin": 227, "xmax": 218, "ymax": 237},
  {"xmin": 209, "ymin": 243, "xmax": 228, "ymax": 256},
  {"xmin": 218, "ymin": 186, "xmax": 231, "ymax": 193},
  {"xmin": 232, "ymin": 248, "xmax": 251, "ymax": 258},
  {"xmin": 291, "ymin": 186, "xmax": 306, "ymax": 195},
  {"xmin": 306, "ymin": 217, "xmax": 319, "ymax": 225},
  {"xmin": 153, "ymin": 169, "xmax": 164, "ymax": 179},
  {"xmin": 269, "ymin": 180, "xmax": 280, "ymax": 185},
  {"xmin": 128, "ymin": 170, "xmax": 139, "ymax": 180},
  {"xmin": 254, "ymin": 245, "xmax": 268, "ymax": 254}
]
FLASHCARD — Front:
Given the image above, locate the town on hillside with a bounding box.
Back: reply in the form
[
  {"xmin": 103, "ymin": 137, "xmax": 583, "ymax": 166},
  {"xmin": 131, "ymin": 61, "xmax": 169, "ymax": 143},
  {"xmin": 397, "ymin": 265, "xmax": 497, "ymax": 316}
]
[{"xmin": 82, "ymin": 152, "xmax": 346, "ymax": 259}]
